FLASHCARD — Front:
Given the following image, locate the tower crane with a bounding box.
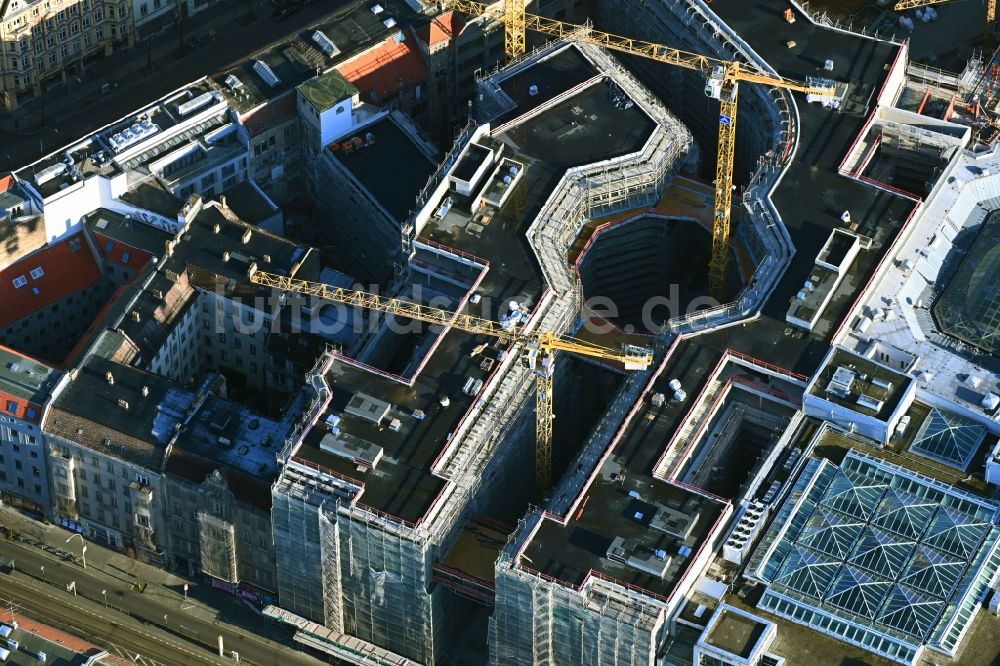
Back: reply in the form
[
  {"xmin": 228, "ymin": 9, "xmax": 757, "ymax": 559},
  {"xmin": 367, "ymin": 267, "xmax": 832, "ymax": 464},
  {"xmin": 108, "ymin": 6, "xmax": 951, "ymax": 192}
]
[
  {"xmin": 893, "ymin": 0, "xmax": 995, "ymax": 24},
  {"xmin": 439, "ymin": 1, "xmax": 840, "ymax": 300},
  {"xmin": 248, "ymin": 269, "xmax": 653, "ymax": 496}
]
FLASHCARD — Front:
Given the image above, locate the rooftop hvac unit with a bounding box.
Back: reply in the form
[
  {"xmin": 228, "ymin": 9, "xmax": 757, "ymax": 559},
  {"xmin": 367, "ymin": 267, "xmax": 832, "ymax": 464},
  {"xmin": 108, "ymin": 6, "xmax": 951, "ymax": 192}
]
[
  {"xmin": 34, "ymin": 162, "xmax": 67, "ymax": 185},
  {"xmin": 312, "ymin": 30, "xmax": 339, "ymax": 57},
  {"xmin": 177, "ymin": 91, "xmax": 215, "ymax": 116}
]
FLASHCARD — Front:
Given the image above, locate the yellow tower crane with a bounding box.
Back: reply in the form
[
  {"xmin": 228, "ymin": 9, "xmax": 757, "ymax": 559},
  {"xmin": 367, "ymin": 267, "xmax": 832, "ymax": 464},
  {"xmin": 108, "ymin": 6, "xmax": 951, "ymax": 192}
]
[
  {"xmin": 894, "ymin": 0, "xmax": 995, "ymax": 24},
  {"xmin": 439, "ymin": 1, "xmax": 838, "ymax": 300},
  {"xmin": 248, "ymin": 269, "xmax": 653, "ymax": 496}
]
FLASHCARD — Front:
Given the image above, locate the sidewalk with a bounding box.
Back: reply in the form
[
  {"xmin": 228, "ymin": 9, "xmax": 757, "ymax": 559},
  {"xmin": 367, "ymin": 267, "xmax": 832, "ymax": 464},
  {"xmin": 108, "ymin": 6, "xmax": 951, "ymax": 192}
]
[
  {"xmin": 0, "ymin": 0, "xmax": 266, "ymax": 134},
  {"xmin": 0, "ymin": 507, "xmax": 294, "ymax": 654}
]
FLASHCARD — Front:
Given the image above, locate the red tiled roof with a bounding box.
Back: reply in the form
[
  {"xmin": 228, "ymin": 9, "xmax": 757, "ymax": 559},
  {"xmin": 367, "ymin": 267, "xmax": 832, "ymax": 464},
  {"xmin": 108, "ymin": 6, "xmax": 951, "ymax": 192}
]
[
  {"xmin": 0, "ymin": 609, "xmax": 104, "ymax": 656},
  {"xmin": 0, "ymin": 175, "xmax": 14, "ymax": 193},
  {"xmin": 337, "ymin": 35, "xmax": 427, "ymax": 103},
  {"xmin": 0, "ymin": 231, "xmax": 102, "ymax": 328},
  {"xmin": 421, "ymin": 11, "xmax": 465, "ymax": 47}
]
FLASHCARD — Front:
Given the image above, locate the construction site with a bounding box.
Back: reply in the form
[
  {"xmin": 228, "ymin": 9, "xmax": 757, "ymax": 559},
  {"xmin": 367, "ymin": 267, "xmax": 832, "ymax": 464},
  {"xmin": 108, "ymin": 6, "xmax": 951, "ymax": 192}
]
[
  {"xmin": 6, "ymin": 0, "xmax": 1000, "ymax": 664},
  {"xmin": 243, "ymin": 0, "xmax": 1000, "ymax": 664}
]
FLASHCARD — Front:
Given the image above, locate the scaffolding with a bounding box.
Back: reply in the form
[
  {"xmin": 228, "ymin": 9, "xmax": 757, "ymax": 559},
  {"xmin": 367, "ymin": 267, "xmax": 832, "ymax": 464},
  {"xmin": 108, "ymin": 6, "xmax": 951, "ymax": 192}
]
[
  {"xmin": 490, "ymin": 536, "xmax": 666, "ymax": 665},
  {"xmin": 197, "ymin": 512, "xmax": 238, "ymax": 583}
]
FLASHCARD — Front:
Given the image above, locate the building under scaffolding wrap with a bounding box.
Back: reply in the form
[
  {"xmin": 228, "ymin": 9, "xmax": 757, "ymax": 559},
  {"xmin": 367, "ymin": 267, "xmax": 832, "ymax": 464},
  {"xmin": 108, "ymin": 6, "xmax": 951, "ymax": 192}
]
[{"xmin": 268, "ymin": 33, "xmax": 697, "ymax": 665}]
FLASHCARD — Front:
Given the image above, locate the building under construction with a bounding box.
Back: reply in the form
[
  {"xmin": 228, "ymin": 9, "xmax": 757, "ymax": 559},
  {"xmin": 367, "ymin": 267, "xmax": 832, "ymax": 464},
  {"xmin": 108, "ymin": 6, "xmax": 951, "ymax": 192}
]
[{"xmin": 267, "ymin": 35, "xmax": 695, "ymax": 664}]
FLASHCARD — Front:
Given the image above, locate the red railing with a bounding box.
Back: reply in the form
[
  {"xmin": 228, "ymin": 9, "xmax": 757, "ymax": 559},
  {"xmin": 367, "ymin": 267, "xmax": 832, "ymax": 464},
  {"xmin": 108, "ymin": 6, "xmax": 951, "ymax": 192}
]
[
  {"xmin": 415, "ymin": 236, "xmax": 490, "ymax": 267},
  {"xmin": 725, "ymin": 348, "xmax": 809, "ymax": 382}
]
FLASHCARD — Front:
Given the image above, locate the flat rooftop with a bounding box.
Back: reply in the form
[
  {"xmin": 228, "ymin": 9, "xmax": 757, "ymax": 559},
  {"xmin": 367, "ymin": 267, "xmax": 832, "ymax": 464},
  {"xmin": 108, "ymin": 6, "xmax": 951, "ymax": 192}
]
[
  {"xmin": 703, "ymin": 607, "xmax": 768, "ymax": 659},
  {"xmin": 693, "ymin": 3, "xmax": 914, "ymax": 374},
  {"xmin": 521, "ymin": 470, "xmax": 725, "ymax": 598},
  {"xmin": 332, "ymin": 115, "xmax": 435, "ymax": 221},
  {"xmin": 172, "ymin": 393, "xmax": 282, "ymax": 480},
  {"xmin": 518, "ymin": 339, "xmax": 727, "ymax": 598},
  {"xmin": 500, "ymin": 77, "xmax": 655, "ymax": 171},
  {"xmin": 421, "ymin": 48, "xmax": 656, "ymax": 321},
  {"xmin": 497, "ymin": 45, "xmax": 596, "ymax": 122},
  {"xmin": 293, "ymin": 327, "xmax": 500, "ymax": 523},
  {"xmin": 807, "ymin": 346, "xmax": 911, "ymax": 420},
  {"xmin": 20, "ymin": 80, "xmax": 224, "ymax": 197}
]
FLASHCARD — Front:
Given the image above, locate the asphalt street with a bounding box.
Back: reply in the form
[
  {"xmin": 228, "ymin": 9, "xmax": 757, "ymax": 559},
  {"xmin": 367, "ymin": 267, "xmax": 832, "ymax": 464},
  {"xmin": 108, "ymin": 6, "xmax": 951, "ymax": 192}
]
[
  {"xmin": 0, "ymin": 537, "xmax": 323, "ymax": 666},
  {"xmin": 0, "ymin": 0, "xmax": 360, "ymax": 171}
]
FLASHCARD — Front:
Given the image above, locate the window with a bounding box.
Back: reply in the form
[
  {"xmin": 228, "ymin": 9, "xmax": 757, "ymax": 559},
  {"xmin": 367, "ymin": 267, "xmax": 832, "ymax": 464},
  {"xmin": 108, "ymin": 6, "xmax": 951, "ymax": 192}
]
[
  {"xmin": 136, "ymin": 473, "xmax": 149, "ymax": 486},
  {"xmin": 5, "ymin": 401, "xmax": 16, "ymax": 414},
  {"xmin": 136, "ymin": 513, "xmax": 150, "ymax": 528},
  {"xmin": 29, "ymin": 267, "xmax": 44, "ymax": 279},
  {"xmin": 104, "ymin": 240, "xmax": 114, "ymax": 253},
  {"xmin": 11, "ymin": 276, "xmax": 26, "ymax": 288},
  {"xmin": 121, "ymin": 251, "xmax": 130, "ymax": 264},
  {"xmin": 249, "ymin": 344, "xmax": 256, "ymax": 355}
]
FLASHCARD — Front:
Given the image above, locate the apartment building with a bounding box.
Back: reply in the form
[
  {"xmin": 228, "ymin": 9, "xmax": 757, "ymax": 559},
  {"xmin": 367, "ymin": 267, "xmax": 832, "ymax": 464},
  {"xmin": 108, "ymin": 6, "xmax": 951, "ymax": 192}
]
[
  {"xmin": 0, "ymin": 230, "xmax": 111, "ymax": 364},
  {"xmin": 0, "ymin": 0, "xmax": 132, "ymax": 110},
  {"xmin": 0, "ymin": 345, "xmax": 60, "ymax": 516}
]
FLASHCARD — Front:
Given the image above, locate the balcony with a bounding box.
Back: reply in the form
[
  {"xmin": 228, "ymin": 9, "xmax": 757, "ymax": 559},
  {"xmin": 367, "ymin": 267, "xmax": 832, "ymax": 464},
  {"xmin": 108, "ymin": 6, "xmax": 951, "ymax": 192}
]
[{"xmin": 129, "ymin": 481, "xmax": 154, "ymax": 504}]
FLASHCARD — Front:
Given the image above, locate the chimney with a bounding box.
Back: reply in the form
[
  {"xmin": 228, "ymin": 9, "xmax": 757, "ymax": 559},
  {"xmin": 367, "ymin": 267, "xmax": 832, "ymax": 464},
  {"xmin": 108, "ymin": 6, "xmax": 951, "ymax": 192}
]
[
  {"xmin": 105, "ymin": 372, "xmax": 114, "ymax": 385},
  {"xmin": 221, "ymin": 195, "xmax": 228, "ymax": 209},
  {"xmin": 131, "ymin": 311, "xmax": 141, "ymax": 322},
  {"xmin": 213, "ymin": 223, "xmax": 221, "ymax": 234},
  {"xmin": 242, "ymin": 228, "xmax": 252, "ymax": 244},
  {"xmin": 117, "ymin": 398, "xmax": 129, "ymax": 410},
  {"xmin": 222, "ymin": 251, "xmax": 230, "ymax": 263},
  {"xmin": 263, "ymin": 254, "xmax": 271, "ymax": 263},
  {"xmin": 141, "ymin": 385, "xmax": 149, "ymax": 398}
]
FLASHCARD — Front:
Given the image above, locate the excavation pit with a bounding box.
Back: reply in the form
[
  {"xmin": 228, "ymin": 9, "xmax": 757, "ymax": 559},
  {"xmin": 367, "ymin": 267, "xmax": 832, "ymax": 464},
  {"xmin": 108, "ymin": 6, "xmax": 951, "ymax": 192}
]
[{"xmin": 577, "ymin": 214, "xmax": 730, "ymax": 333}]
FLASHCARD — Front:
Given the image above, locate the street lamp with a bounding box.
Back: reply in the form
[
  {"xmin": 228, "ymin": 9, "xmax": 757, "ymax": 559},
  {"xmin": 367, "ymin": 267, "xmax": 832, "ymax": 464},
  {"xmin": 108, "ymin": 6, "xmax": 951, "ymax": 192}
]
[
  {"xmin": 40, "ymin": 565, "xmax": 44, "ymax": 583},
  {"xmin": 66, "ymin": 533, "xmax": 87, "ymax": 570},
  {"xmin": 102, "ymin": 589, "xmax": 107, "ymax": 607}
]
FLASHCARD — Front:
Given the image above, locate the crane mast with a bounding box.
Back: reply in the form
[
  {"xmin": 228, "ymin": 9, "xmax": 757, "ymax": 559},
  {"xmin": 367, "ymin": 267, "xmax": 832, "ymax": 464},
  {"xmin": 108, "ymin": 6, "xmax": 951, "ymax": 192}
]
[
  {"xmin": 248, "ymin": 269, "xmax": 652, "ymax": 496},
  {"xmin": 439, "ymin": 0, "xmax": 837, "ymax": 300}
]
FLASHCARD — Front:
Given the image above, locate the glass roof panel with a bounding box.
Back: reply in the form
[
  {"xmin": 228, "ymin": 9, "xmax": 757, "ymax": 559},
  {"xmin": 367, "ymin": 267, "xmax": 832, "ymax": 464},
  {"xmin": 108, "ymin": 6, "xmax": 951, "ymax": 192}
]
[{"xmin": 909, "ymin": 408, "xmax": 986, "ymax": 470}]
